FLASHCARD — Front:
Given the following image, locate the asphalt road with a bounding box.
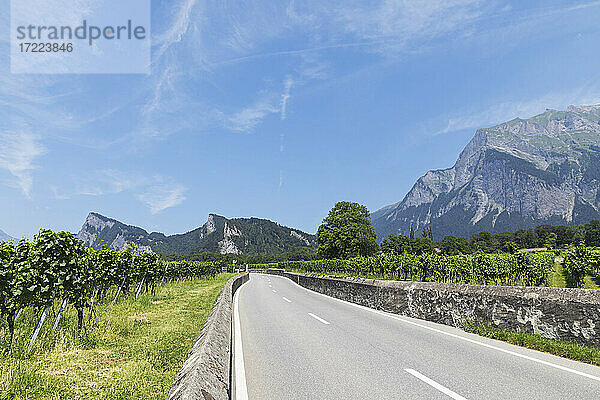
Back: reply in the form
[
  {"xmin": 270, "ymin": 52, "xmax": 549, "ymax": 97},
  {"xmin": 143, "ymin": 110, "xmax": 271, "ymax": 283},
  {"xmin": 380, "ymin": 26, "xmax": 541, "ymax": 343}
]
[{"xmin": 232, "ymin": 273, "xmax": 600, "ymax": 399}]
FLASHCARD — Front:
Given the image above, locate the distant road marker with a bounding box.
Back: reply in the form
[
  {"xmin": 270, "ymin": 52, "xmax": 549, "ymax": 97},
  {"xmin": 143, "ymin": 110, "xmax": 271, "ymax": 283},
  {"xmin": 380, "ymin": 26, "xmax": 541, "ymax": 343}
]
[
  {"xmin": 308, "ymin": 313, "xmax": 330, "ymax": 325},
  {"xmin": 272, "ymin": 289, "xmax": 277, "ymax": 293}
]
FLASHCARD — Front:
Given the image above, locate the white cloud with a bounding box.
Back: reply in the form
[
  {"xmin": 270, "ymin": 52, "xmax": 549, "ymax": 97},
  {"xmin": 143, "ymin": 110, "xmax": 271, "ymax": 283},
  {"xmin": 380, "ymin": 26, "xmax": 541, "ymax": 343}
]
[
  {"xmin": 136, "ymin": 184, "xmax": 187, "ymax": 214},
  {"xmin": 0, "ymin": 132, "xmax": 46, "ymax": 197},
  {"xmin": 436, "ymin": 88, "xmax": 600, "ymax": 135}
]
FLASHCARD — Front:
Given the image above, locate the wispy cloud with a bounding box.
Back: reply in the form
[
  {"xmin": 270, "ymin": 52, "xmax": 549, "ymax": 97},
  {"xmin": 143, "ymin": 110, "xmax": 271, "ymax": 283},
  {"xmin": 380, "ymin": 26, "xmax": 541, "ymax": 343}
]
[
  {"xmin": 0, "ymin": 131, "xmax": 46, "ymax": 197},
  {"xmin": 219, "ymin": 98, "xmax": 280, "ymax": 133},
  {"xmin": 280, "ymin": 77, "xmax": 294, "ymax": 120},
  {"xmin": 285, "ymin": 0, "xmax": 495, "ymax": 56},
  {"xmin": 435, "ymin": 87, "xmax": 600, "ymax": 135},
  {"xmin": 216, "ymin": 77, "xmax": 296, "ymax": 133},
  {"xmin": 137, "ymin": 184, "xmax": 187, "ymax": 214},
  {"xmin": 141, "ymin": 0, "xmax": 506, "ymax": 139},
  {"xmin": 72, "ymin": 169, "xmax": 149, "ymax": 197},
  {"xmin": 153, "ymin": 0, "xmax": 199, "ymax": 61},
  {"xmin": 51, "ymin": 169, "xmax": 187, "ymax": 214}
]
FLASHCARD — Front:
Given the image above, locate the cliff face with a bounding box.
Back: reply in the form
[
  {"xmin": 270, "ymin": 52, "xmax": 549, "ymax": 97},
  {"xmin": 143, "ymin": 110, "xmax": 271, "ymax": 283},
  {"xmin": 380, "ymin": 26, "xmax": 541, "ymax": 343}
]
[
  {"xmin": 372, "ymin": 105, "xmax": 600, "ymax": 240},
  {"xmin": 76, "ymin": 212, "xmax": 316, "ymax": 254}
]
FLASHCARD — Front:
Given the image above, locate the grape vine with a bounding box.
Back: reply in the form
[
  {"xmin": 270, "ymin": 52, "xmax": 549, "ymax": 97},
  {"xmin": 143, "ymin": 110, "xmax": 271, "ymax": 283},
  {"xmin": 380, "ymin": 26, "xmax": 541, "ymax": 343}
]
[{"xmin": 0, "ymin": 229, "xmax": 222, "ymax": 352}]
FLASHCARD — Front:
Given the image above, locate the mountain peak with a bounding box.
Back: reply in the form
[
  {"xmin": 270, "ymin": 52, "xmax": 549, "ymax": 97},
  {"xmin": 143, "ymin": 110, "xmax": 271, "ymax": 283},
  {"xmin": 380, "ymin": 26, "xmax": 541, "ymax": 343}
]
[
  {"xmin": 77, "ymin": 212, "xmax": 316, "ymax": 254},
  {"xmin": 0, "ymin": 229, "xmax": 14, "ymax": 242},
  {"xmin": 372, "ymin": 104, "xmax": 600, "ymax": 240}
]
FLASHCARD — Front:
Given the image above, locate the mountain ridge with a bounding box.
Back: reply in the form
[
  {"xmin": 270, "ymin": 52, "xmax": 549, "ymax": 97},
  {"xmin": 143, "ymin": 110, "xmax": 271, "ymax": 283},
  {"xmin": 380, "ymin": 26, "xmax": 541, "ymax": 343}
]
[
  {"xmin": 76, "ymin": 212, "xmax": 317, "ymax": 255},
  {"xmin": 0, "ymin": 229, "xmax": 14, "ymax": 242},
  {"xmin": 372, "ymin": 105, "xmax": 600, "ymax": 241}
]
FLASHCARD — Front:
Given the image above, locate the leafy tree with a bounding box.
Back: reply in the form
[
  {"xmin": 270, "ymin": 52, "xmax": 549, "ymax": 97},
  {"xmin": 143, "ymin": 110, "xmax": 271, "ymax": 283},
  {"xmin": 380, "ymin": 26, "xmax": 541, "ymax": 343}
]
[
  {"xmin": 437, "ymin": 235, "xmax": 470, "ymax": 255},
  {"xmin": 544, "ymin": 233, "xmax": 557, "ymax": 249},
  {"xmin": 381, "ymin": 233, "xmax": 435, "ymax": 255},
  {"xmin": 584, "ymin": 220, "xmax": 600, "ymax": 247},
  {"xmin": 574, "ymin": 225, "xmax": 586, "ymax": 245},
  {"xmin": 317, "ymin": 201, "xmax": 378, "ymax": 259},
  {"xmin": 381, "ymin": 234, "xmax": 412, "ymax": 254},
  {"xmin": 412, "ymin": 237, "xmax": 435, "ymax": 255},
  {"xmin": 471, "ymin": 231, "xmax": 494, "ymax": 252},
  {"xmin": 284, "ymin": 246, "xmax": 319, "ymax": 261},
  {"xmin": 504, "ymin": 241, "xmax": 518, "ymax": 254}
]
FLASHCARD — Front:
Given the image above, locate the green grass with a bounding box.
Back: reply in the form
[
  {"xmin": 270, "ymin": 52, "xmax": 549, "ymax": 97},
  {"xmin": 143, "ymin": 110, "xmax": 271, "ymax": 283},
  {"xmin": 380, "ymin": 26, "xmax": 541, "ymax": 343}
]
[
  {"xmin": 547, "ymin": 262, "xmax": 567, "ymax": 288},
  {"xmin": 548, "ymin": 262, "xmax": 600, "ymax": 289},
  {"xmin": 464, "ymin": 322, "xmax": 600, "ymax": 367},
  {"xmin": 0, "ymin": 273, "xmax": 235, "ymax": 400}
]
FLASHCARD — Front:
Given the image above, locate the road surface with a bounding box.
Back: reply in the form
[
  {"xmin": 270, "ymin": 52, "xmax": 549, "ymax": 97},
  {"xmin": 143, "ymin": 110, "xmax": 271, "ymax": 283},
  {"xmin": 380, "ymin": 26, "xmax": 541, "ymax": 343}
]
[{"xmin": 232, "ymin": 273, "xmax": 600, "ymax": 399}]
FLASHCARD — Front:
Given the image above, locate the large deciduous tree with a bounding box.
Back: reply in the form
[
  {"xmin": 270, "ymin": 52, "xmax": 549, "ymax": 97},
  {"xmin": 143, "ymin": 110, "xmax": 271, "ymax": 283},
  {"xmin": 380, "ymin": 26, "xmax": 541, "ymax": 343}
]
[{"xmin": 317, "ymin": 201, "xmax": 378, "ymax": 259}]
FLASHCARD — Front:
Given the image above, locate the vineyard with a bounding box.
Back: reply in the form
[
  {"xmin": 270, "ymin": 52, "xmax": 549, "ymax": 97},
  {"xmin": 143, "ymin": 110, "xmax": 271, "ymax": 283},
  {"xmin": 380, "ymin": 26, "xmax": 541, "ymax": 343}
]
[
  {"xmin": 0, "ymin": 229, "xmax": 224, "ymax": 354},
  {"xmin": 258, "ymin": 246, "xmax": 600, "ymax": 289}
]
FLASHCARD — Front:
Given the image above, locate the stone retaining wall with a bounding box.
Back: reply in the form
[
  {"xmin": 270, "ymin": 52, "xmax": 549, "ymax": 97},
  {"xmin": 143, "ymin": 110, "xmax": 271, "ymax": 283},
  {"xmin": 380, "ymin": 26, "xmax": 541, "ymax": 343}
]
[
  {"xmin": 167, "ymin": 273, "xmax": 249, "ymax": 400},
  {"xmin": 268, "ymin": 269, "xmax": 600, "ymax": 347}
]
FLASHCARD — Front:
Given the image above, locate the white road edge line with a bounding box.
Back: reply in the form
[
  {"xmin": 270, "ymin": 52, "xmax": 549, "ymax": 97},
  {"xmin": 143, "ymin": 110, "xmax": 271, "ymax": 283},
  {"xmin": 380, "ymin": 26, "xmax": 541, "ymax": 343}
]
[
  {"xmin": 234, "ymin": 289, "xmax": 249, "ymax": 400},
  {"xmin": 272, "ymin": 275, "xmax": 600, "ymax": 383},
  {"xmin": 282, "ymin": 297, "xmax": 292, "ymax": 303},
  {"xmin": 308, "ymin": 312, "xmax": 330, "ymax": 325},
  {"xmin": 272, "ymin": 289, "xmax": 277, "ymax": 293},
  {"xmin": 405, "ymin": 369, "xmax": 468, "ymax": 400}
]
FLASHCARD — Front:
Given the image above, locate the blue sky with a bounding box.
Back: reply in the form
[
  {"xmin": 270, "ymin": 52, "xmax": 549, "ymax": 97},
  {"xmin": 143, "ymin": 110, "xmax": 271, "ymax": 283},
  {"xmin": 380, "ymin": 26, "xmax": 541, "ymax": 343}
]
[{"xmin": 2, "ymin": 0, "xmax": 600, "ymax": 238}]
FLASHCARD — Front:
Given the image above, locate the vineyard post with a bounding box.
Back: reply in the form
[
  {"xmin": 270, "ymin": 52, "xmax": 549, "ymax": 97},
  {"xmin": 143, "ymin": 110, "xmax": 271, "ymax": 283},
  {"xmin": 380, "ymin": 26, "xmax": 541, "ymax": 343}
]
[
  {"xmin": 160, "ymin": 263, "xmax": 167, "ymax": 286},
  {"xmin": 91, "ymin": 307, "xmax": 99, "ymax": 327},
  {"xmin": 14, "ymin": 307, "xmax": 23, "ymax": 323},
  {"xmin": 88, "ymin": 288, "xmax": 97, "ymax": 322},
  {"xmin": 113, "ymin": 277, "xmax": 126, "ymax": 304},
  {"xmin": 76, "ymin": 307, "xmax": 85, "ymax": 334},
  {"xmin": 135, "ymin": 275, "xmax": 146, "ymax": 299},
  {"xmin": 52, "ymin": 299, "xmax": 68, "ymax": 332},
  {"xmin": 28, "ymin": 304, "xmax": 51, "ymax": 353}
]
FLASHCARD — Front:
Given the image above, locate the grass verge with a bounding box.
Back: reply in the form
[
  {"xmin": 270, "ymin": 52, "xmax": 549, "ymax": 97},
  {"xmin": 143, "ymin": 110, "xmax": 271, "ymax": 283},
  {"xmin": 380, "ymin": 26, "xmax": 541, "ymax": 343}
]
[
  {"xmin": 464, "ymin": 322, "xmax": 600, "ymax": 367},
  {"xmin": 0, "ymin": 273, "xmax": 235, "ymax": 400}
]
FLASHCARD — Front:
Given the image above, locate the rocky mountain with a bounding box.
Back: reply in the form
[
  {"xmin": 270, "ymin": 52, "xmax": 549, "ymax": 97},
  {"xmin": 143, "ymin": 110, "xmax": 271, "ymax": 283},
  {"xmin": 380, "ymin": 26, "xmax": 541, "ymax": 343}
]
[
  {"xmin": 76, "ymin": 212, "xmax": 316, "ymax": 255},
  {"xmin": 0, "ymin": 229, "xmax": 14, "ymax": 242},
  {"xmin": 372, "ymin": 105, "xmax": 600, "ymax": 241}
]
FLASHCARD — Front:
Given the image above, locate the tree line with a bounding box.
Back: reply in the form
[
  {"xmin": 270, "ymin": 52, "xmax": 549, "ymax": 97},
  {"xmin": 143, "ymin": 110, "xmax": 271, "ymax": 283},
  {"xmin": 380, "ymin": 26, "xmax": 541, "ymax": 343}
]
[{"xmin": 315, "ymin": 201, "xmax": 600, "ymax": 259}]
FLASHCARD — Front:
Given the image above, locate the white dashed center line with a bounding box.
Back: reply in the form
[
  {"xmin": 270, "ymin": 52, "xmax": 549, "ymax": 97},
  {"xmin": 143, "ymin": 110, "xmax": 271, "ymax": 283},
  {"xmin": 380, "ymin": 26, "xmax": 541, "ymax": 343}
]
[
  {"xmin": 308, "ymin": 313, "xmax": 330, "ymax": 325},
  {"xmin": 405, "ymin": 369, "xmax": 468, "ymax": 400}
]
